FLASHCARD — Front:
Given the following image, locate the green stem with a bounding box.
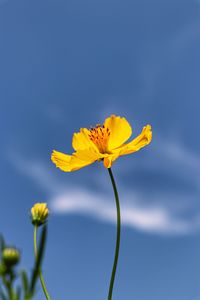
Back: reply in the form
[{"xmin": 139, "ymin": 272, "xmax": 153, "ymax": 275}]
[
  {"xmin": 34, "ymin": 226, "xmax": 51, "ymax": 300},
  {"xmin": 107, "ymin": 168, "xmax": 121, "ymax": 300}
]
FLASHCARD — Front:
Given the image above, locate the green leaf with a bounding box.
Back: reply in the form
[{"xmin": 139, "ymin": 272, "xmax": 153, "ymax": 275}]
[
  {"xmin": 21, "ymin": 270, "xmax": 29, "ymax": 296},
  {"xmin": 29, "ymin": 225, "xmax": 47, "ymax": 296}
]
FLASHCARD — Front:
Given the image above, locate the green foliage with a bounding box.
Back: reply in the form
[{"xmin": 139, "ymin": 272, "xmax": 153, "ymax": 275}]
[
  {"xmin": 30, "ymin": 225, "xmax": 47, "ymax": 298},
  {"xmin": 0, "ymin": 226, "xmax": 47, "ymax": 300}
]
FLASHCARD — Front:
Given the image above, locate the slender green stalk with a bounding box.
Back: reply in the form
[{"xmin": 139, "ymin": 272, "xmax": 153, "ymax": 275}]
[
  {"xmin": 33, "ymin": 226, "xmax": 51, "ymax": 300},
  {"xmin": 107, "ymin": 168, "xmax": 121, "ymax": 300}
]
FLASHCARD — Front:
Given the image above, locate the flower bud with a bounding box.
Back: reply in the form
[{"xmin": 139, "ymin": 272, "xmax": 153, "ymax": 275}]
[
  {"xmin": 31, "ymin": 203, "xmax": 49, "ymax": 226},
  {"xmin": 2, "ymin": 247, "xmax": 20, "ymax": 267}
]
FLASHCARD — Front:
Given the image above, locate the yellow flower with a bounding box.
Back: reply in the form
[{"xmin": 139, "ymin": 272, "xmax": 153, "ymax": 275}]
[
  {"xmin": 31, "ymin": 203, "xmax": 49, "ymax": 226},
  {"xmin": 51, "ymin": 115, "xmax": 152, "ymax": 171}
]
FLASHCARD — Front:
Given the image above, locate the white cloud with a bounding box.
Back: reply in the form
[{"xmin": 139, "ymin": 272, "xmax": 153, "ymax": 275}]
[
  {"xmin": 50, "ymin": 189, "xmax": 195, "ymax": 234},
  {"xmin": 155, "ymin": 138, "xmax": 200, "ymax": 170},
  {"xmin": 7, "ymin": 138, "xmax": 200, "ymax": 235}
]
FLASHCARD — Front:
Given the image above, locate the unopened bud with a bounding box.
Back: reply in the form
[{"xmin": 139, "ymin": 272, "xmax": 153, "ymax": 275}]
[
  {"xmin": 31, "ymin": 203, "xmax": 49, "ymax": 226},
  {"xmin": 2, "ymin": 247, "xmax": 20, "ymax": 267}
]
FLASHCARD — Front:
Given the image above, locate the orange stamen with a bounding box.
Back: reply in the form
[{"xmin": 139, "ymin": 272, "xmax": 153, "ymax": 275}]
[{"xmin": 88, "ymin": 124, "xmax": 110, "ymax": 153}]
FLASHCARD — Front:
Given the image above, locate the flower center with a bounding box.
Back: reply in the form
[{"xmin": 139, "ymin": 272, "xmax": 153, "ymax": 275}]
[{"xmin": 88, "ymin": 124, "xmax": 111, "ymax": 153}]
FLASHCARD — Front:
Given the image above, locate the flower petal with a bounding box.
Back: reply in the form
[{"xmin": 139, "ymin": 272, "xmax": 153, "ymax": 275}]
[
  {"xmin": 72, "ymin": 128, "xmax": 99, "ymax": 152},
  {"xmin": 51, "ymin": 149, "xmax": 102, "ymax": 172},
  {"xmin": 104, "ymin": 115, "xmax": 132, "ymax": 150},
  {"xmin": 51, "ymin": 150, "xmax": 71, "ymax": 171},
  {"xmin": 115, "ymin": 125, "xmax": 152, "ymax": 156},
  {"xmin": 74, "ymin": 148, "xmax": 103, "ymax": 162}
]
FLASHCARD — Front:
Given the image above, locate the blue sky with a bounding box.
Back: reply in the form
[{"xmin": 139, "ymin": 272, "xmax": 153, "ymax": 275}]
[{"xmin": 1, "ymin": 0, "xmax": 200, "ymax": 299}]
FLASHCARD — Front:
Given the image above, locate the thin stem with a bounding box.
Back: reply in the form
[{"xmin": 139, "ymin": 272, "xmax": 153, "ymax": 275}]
[
  {"xmin": 107, "ymin": 168, "xmax": 121, "ymax": 300},
  {"xmin": 33, "ymin": 226, "xmax": 51, "ymax": 300}
]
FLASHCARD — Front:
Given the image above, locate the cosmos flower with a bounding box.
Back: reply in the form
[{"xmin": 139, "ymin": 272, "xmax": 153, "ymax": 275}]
[{"xmin": 51, "ymin": 115, "xmax": 152, "ymax": 171}]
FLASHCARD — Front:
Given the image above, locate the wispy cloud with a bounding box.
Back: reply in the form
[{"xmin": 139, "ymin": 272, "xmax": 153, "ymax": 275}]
[
  {"xmin": 50, "ymin": 189, "xmax": 197, "ymax": 234},
  {"xmin": 7, "ymin": 138, "xmax": 200, "ymax": 235}
]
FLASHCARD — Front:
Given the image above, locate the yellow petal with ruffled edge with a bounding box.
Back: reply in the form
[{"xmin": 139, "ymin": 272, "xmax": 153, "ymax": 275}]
[
  {"xmin": 114, "ymin": 125, "xmax": 152, "ymax": 156},
  {"xmin": 72, "ymin": 128, "xmax": 99, "ymax": 152},
  {"xmin": 104, "ymin": 115, "xmax": 132, "ymax": 151},
  {"xmin": 51, "ymin": 151, "xmax": 71, "ymax": 171},
  {"xmin": 51, "ymin": 148, "xmax": 102, "ymax": 172}
]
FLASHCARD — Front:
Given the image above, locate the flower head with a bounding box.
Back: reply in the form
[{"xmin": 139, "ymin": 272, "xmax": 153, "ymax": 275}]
[
  {"xmin": 2, "ymin": 247, "xmax": 20, "ymax": 267},
  {"xmin": 31, "ymin": 203, "xmax": 49, "ymax": 226},
  {"xmin": 51, "ymin": 115, "xmax": 152, "ymax": 171}
]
